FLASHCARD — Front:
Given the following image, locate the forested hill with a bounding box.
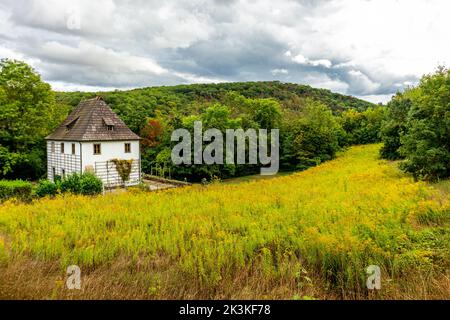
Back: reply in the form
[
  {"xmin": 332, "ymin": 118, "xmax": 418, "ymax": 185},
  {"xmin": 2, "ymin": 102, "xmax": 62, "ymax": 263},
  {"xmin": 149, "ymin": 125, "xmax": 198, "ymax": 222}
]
[{"xmin": 56, "ymin": 81, "xmax": 375, "ymax": 116}]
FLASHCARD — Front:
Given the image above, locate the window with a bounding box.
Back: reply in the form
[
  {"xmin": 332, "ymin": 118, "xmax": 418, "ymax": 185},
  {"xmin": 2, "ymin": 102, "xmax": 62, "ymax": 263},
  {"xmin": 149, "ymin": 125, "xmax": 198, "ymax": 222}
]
[
  {"xmin": 60, "ymin": 143, "xmax": 65, "ymax": 154},
  {"xmin": 51, "ymin": 142, "xmax": 55, "ymax": 153},
  {"xmin": 124, "ymin": 143, "xmax": 131, "ymax": 153},
  {"xmin": 72, "ymin": 143, "xmax": 76, "ymax": 155},
  {"xmin": 93, "ymin": 143, "xmax": 101, "ymax": 155},
  {"xmin": 107, "ymin": 125, "xmax": 114, "ymax": 131}
]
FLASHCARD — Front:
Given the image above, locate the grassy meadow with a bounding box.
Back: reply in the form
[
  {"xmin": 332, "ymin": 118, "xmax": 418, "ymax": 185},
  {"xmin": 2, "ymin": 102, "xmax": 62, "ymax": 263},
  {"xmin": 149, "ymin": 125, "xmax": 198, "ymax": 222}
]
[{"xmin": 0, "ymin": 144, "xmax": 449, "ymax": 299}]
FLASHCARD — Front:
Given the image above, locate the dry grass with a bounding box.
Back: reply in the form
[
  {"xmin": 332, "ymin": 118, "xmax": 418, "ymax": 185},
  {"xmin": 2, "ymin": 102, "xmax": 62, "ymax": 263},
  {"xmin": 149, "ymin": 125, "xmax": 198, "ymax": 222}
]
[{"xmin": 1, "ymin": 256, "xmax": 448, "ymax": 300}]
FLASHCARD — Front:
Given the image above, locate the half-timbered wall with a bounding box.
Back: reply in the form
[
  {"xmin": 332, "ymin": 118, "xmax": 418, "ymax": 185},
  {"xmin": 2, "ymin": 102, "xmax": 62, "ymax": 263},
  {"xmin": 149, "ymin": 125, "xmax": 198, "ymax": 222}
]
[{"xmin": 47, "ymin": 141, "xmax": 81, "ymax": 181}]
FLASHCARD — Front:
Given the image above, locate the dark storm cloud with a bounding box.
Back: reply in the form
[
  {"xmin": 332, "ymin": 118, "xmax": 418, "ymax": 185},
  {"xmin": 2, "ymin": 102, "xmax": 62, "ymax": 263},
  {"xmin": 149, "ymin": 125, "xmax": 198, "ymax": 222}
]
[{"xmin": 171, "ymin": 30, "xmax": 287, "ymax": 78}]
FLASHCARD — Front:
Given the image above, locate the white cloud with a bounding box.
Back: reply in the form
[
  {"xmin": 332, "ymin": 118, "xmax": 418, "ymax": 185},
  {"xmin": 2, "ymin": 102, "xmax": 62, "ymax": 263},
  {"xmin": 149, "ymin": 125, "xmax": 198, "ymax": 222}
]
[
  {"xmin": 291, "ymin": 53, "xmax": 307, "ymax": 64},
  {"xmin": 151, "ymin": 3, "xmax": 214, "ymax": 49},
  {"xmin": 356, "ymin": 94, "xmax": 394, "ymax": 105},
  {"xmin": 39, "ymin": 41, "xmax": 167, "ymax": 75},
  {"xmin": 303, "ymin": 73, "xmax": 349, "ymax": 93},
  {"xmin": 290, "ymin": 53, "xmax": 332, "ymax": 68},
  {"xmin": 172, "ymin": 71, "xmax": 225, "ymax": 84},
  {"xmin": 10, "ymin": 0, "xmax": 122, "ymax": 36},
  {"xmin": 347, "ymin": 70, "xmax": 381, "ymax": 94},
  {"xmin": 309, "ymin": 59, "xmax": 332, "ymax": 68},
  {"xmin": 271, "ymin": 68, "xmax": 289, "ymax": 76},
  {"xmin": 49, "ymin": 81, "xmax": 133, "ymax": 92},
  {"xmin": 0, "ymin": 46, "xmax": 24, "ymax": 61},
  {"xmin": 283, "ymin": 0, "xmax": 450, "ymax": 83}
]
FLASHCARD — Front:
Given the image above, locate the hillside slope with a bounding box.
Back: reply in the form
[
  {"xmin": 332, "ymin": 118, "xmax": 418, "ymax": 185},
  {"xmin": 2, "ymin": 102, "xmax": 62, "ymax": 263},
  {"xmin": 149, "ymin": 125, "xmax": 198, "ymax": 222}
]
[
  {"xmin": 0, "ymin": 144, "xmax": 448, "ymax": 299},
  {"xmin": 56, "ymin": 81, "xmax": 375, "ymax": 116}
]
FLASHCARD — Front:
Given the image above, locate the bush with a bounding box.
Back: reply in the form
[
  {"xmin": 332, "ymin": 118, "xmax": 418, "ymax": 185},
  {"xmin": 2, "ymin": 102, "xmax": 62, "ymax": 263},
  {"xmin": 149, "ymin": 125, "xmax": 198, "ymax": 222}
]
[
  {"xmin": 0, "ymin": 180, "xmax": 33, "ymax": 202},
  {"xmin": 80, "ymin": 173, "xmax": 103, "ymax": 195},
  {"xmin": 60, "ymin": 173, "xmax": 82, "ymax": 194},
  {"xmin": 35, "ymin": 180, "xmax": 58, "ymax": 198},
  {"xmin": 35, "ymin": 173, "xmax": 103, "ymax": 198}
]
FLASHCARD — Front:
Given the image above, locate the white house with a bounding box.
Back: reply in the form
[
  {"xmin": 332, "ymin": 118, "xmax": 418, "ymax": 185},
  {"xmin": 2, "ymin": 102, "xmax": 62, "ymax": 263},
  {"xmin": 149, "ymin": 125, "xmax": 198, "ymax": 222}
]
[{"xmin": 45, "ymin": 97, "xmax": 141, "ymax": 187}]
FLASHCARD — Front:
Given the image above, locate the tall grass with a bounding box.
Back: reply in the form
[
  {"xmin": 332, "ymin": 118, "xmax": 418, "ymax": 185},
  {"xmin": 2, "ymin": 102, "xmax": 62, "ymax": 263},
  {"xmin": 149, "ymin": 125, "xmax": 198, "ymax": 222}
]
[{"xmin": 0, "ymin": 144, "xmax": 448, "ymax": 299}]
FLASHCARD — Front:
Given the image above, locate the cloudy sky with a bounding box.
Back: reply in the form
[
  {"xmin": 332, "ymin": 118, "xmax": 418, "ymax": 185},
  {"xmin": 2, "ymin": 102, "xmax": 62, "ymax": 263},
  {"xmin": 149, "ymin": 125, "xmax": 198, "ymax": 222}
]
[{"xmin": 0, "ymin": 0, "xmax": 449, "ymax": 103}]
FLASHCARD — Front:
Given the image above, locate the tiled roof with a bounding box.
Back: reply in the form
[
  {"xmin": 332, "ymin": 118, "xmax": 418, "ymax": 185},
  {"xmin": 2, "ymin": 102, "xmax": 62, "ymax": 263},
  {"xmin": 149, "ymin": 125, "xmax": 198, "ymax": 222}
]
[{"xmin": 46, "ymin": 97, "xmax": 141, "ymax": 141}]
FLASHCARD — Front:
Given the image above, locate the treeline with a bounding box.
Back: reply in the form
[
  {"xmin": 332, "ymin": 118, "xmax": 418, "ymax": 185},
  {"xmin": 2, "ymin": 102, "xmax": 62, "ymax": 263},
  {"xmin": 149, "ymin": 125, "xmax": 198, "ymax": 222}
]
[
  {"xmin": 0, "ymin": 59, "xmax": 69, "ymax": 180},
  {"xmin": 56, "ymin": 81, "xmax": 375, "ymax": 129},
  {"xmin": 380, "ymin": 67, "xmax": 450, "ymax": 181},
  {"xmin": 1, "ymin": 58, "xmax": 386, "ymax": 181},
  {"xmin": 142, "ymin": 97, "xmax": 385, "ymax": 181}
]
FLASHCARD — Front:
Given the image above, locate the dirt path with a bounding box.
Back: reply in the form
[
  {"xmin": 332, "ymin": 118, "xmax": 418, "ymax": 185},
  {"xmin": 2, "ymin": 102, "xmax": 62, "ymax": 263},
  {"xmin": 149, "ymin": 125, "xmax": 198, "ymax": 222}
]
[{"xmin": 142, "ymin": 179, "xmax": 177, "ymax": 191}]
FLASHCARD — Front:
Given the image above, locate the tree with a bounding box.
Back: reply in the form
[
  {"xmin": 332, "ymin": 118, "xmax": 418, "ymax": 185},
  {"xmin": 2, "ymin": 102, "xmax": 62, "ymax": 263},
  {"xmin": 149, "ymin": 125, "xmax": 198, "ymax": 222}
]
[
  {"xmin": 398, "ymin": 68, "xmax": 450, "ymax": 181},
  {"xmin": 141, "ymin": 118, "xmax": 164, "ymax": 148},
  {"xmin": 292, "ymin": 100, "xmax": 343, "ymax": 170},
  {"xmin": 201, "ymin": 103, "xmax": 242, "ymax": 130},
  {"xmin": 340, "ymin": 109, "xmax": 364, "ymax": 145},
  {"xmin": 340, "ymin": 106, "xmax": 386, "ymax": 146},
  {"xmin": 170, "ymin": 104, "xmax": 242, "ymax": 181},
  {"xmin": 248, "ymin": 98, "xmax": 282, "ymax": 130},
  {"xmin": 379, "ymin": 93, "xmax": 412, "ymax": 160},
  {"xmin": 0, "ymin": 59, "xmax": 67, "ymax": 179}
]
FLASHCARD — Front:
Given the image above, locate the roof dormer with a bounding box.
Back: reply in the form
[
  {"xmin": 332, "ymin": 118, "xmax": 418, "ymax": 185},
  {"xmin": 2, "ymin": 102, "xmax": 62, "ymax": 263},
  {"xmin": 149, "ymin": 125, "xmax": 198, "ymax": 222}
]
[
  {"xmin": 65, "ymin": 116, "xmax": 79, "ymax": 132},
  {"xmin": 103, "ymin": 117, "xmax": 114, "ymax": 131}
]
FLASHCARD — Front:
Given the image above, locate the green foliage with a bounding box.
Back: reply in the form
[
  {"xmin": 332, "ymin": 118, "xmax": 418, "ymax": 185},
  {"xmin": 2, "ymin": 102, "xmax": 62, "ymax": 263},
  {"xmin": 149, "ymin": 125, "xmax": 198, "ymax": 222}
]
[
  {"xmin": 380, "ymin": 94, "xmax": 412, "ymax": 160},
  {"xmin": 35, "ymin": 179, "xmax": 59, "ymax": 198},
  {"xmin": 0, "ymin": 146, "xmax": 20, "ymax": 176},
  {"xmin": 0, "ymin": 59, "xmax": 69, "ymax": 180},
  {"xmin": 60, "ymin": 173, "xmax": 82, "ymax": 194},
  {"xmin": 79, "ymin": 173, "xmax": 103, "ymax": 195},
  {"xmin": 152, "ymin": 103, "xmax": 240, "ymax": 181},
  {"xmin": 36, "ymin": 173, "xmax": 103, "ymax": 197},
  {"xmin": 290, "ymin": 100, "xmax": 343, "ymax": 170},
  {"xmin": 340, "ymin": 106, "xmax": 387, "ymax": 145},
  {"xmin": 56, "ymin": 81, "xmax": 374, "ymax": 115},
  {"xmin": 399, "ymin": 68, "xmax": 450, "ymax": 181},
  {"xmin": 200, "ymin": 103, "xmax": 242, "ymax": 130},
  {"xmin": 380, "ymin": 67, "xmax": 450, "ymax": 181},
  {"xmin": 0, "ymin": 179, "xmax": 33, "ymax": 202},
  {"xmin": 111, "ymin": 159, "xmax": 133, "ymax": 183},
  {"xmin": 248, "ymin": 98, "xmax": 282, "ymax": 129}
]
